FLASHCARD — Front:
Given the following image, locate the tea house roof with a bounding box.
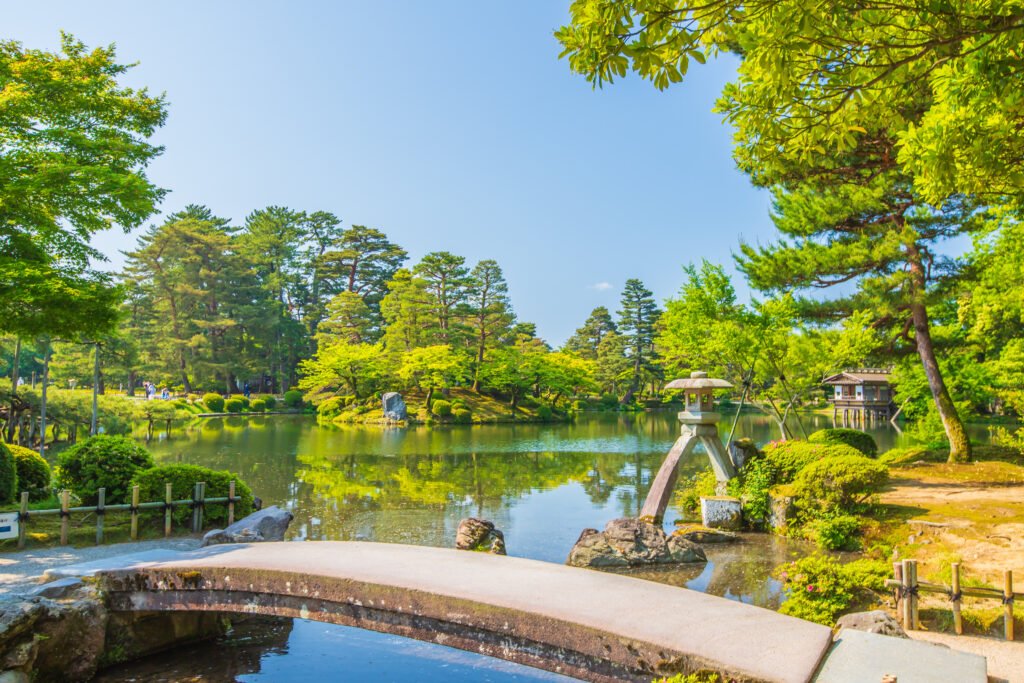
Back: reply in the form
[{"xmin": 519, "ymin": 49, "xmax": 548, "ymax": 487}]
[{"xmin": 821, "ymin": 369, "xmax": 892, "ymax": 386}]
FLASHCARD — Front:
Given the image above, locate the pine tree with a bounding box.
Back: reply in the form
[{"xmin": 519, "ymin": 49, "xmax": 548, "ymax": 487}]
[
  {"xmin": 566, "ymin": 307, "xmax": 617, "ymax": 359},
  {"xmin": 467, "ymin": 260, "xmax": 514, "ymax": 391},
  {"xmin": 617, "ymin": 279, "xmax": 660, "ymax": 403},
  {"xmin": 413, "ymin": 252, "xmax": 472, "ymax": 346}
]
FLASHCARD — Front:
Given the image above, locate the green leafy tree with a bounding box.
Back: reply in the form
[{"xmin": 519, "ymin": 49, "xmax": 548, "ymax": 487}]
[
  {"xmin": 413, "ymin": 252, "xmax": 473, "ymax": 345},
  {"xmin": 396, "ymin": 345, "xmax": 468, "ymax": 409},
  {"xmin": 594, "ymin": 331, "xmax": 630, "ymax": 397},
  {"xmin": 298, "ymin": 342, "xmax": 390, "ymax": 402},
  {"xmin": 317, "ymin": 292, "xmax": 377, "ymax": 345},
  {"xmin": 467, "ymin": 260, "xmax": 515, "ymax": 391},
  {"xmin": 380, "ymin": 269, "xmax": 434, "ymax": 351}
]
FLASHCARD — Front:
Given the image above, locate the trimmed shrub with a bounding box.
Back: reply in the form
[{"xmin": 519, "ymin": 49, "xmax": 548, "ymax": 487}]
[
  {"xmin": 572, "ymin": 400, "xmax": 586, "ymax": 411},
  {"xmin": 808, "ymin": 428, "xmax": 878, "ymax": 457},
  {"xmin": 452, "ymin": 408, "xmax": 472, "ymax": 424},
  {"xmin": 774, "ymin": 554, "xmax": 889, "ymax": 625},
  {"xmin": 600, "ymin": 393, "xmax": 618, "ymax": 408},
  {"xmin": 57, "ymin": 435, "xmax": 154, "ymax": 505},
  {"xmin": 0, "ymin": 443, "xmax": 17, "ymax": 504},
  {"xmin": 431, "ymin": 400, "xmax": 452, "ymax": 417},
  {"xmin": 250, "ymin": 399, "xmax": 267, "ymax": 412},
  {"xmin": 9, "ymin": 444, "xmax": 51, "ymax": 500},
  {"xmin": 133, "ymin": 464, "xmax": 254, "ymax": 528},
  {"xmin": 537, "ymin": 405, "xmax": 552, "ymax": 421},
  {"xmin": 762, "ymin": 440, "xmax": 862, "ymax": 483},
  {"xmin": 224, "ymin": 398, "xmax": 245, "ymax": 413},
  {"xmin": 804, "ymin": 514, "xmax": 863, "ymax": 550},
  {"xmin": 203, "ymin": 393, "xmax": 225, "ymax": 412},
  {"xmin": 262, "ymin": 395, "xmax": 277, "ymax": 409},
  {"xmin": 451, "ymin": 398, "xmax": 466, "ymax": 408},
  {"xmin": 792, "ymin": 454, "xmax": 889, "ymax": 511},
  {"xmin": 283, "ymin": 390, "xmax": 303, "ymax": 408}
]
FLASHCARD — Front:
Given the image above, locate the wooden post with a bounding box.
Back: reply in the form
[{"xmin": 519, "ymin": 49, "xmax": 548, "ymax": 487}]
[
  {"xmin": 893, "ymin": 562, "xmax": 904, "ymax": 625},
  {"xmin": 951, "ymin": 562, "xmax": 962, "ymax": 635},
  {"xmin": 130, "ymin": 485, "xmax": 140, "ymax": 540},
  {"xmin": 95, "ymin": 488, "xmax": 105, "ymax": 545},
  {"xmin": 17, "ymin": 492, "xmax": 28, "ymax": 549},
  {"xmin": 901, "ymin": 559, "xmax": 914, "ymax": 631},
  {"xmin": 164, "ymin": 482, "xmax": 173, "ymax": 537},
  {"xmin": 197, "ymin": 481, "xmax": 206, "ymax": 532},
  {"xmin": 191, "ymin": 482, "xmax": 201, "ymax": 533},
  {"xmin": 1003, "ymin": 573, "xmax": 1011, "ymax": 643},
  {"xmin": 909, "ymin": 560, "xmax": 920, "ymax": 630},
  {"xmin": 228, "ymin": 480, "xmax": 235, "ymax": 526},
  {"xmin": 60, "ymin": 489, "xmax": 70, "ymax": 545}
]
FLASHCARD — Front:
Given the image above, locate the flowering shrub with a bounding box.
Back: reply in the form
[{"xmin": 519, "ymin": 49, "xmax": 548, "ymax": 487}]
[{"xmin": 774, "ymin": 554, "xmax": 889, "ymax": 625}]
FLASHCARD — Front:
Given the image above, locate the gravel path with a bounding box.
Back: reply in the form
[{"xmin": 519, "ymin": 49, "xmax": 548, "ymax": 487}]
[
  {"xmin": 0, "ymin": 538, "xmax": 202, "ymax": 595},
  {"xmin": 908, "ymin": 631, "xmax": 1024, "ymax": 683}
]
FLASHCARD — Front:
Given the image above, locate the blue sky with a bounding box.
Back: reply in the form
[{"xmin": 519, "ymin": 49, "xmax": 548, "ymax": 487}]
[{"xmin": 7, "ymin": 1, "xmax": 778, "ymax": 345}]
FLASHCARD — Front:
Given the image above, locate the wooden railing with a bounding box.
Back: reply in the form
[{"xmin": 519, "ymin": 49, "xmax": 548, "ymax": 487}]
[
  {"xmin": 888, "ymin": 559, "xmax": 1019, "ymax": 640},
  {"xmin": 12, "ymin": 481, "xmax": 238, "ymax": 549}
]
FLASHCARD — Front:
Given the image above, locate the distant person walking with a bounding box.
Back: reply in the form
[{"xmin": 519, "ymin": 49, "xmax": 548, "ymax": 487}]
[
  {"xmin": 161, "ymin": 387, "xmax": 170, "ymax": 400},
  {"xmin": 244, "ymin": 382, "xmax": 251, "ymax": 399}
]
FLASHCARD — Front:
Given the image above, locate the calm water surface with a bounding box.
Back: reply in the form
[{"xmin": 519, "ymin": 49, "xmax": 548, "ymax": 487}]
[{"xmin": 98, "ymin": 411, "xmax": 1001, "ymax": 681}]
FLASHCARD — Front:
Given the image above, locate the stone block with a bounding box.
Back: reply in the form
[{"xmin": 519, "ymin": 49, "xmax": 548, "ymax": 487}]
[
  {"xmin": 566, "ymin": 517, "xmax": 706, "ymax": 568},
  {"xmin": 700, "ymin": 496, "xmax": 742, "ymax": 531},
  {"xmin": 769, "ymin": 493, "xmax": 796, "ymax": 530},
  {"xmin": 25, "ymin": 577, "xmax": 83, "ymax": 600},
  {"xmin": 815, "ymin": 629, "xmax": 986, "ymax": 682}
]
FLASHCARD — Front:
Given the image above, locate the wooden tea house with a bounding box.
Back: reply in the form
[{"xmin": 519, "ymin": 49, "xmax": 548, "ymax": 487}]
[{"xmin": 822, "ymin": 368, "xmax": 896, "ymax": 425}]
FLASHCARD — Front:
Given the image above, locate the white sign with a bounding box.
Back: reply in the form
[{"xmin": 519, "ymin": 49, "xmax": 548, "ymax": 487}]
[{"xmin": 0, "ymin": 512, "xmax": 19, "ymax": 540}]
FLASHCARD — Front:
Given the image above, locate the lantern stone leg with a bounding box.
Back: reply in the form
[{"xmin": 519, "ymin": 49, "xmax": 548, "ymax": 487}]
[{"xmin": 639, "ymin": 430, "xmax": 699, "ymax": 523}]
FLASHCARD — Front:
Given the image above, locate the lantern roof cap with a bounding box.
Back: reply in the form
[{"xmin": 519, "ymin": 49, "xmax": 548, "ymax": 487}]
[{"xmin": 665, "ymin": 371, "xmax": 733, "ymax": 390}]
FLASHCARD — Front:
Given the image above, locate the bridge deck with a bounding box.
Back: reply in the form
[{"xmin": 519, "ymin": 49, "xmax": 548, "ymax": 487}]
[{"xmin": 98, "ymin": 541, "xmax": 831, "ymax": 683}]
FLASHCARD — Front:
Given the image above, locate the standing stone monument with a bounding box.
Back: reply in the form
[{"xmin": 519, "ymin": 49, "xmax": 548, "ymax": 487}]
[
  {"xmin": 381, "ymin": 392, "xmax": 407, "ymax": 421},
  {"xmin": 639, "ymin": 371, "xmax": 738, "ymax": 524}
]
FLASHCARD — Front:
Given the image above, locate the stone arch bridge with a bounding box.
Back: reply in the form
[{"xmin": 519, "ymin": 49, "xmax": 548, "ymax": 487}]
[{"xmin": 96, "ymin": 541, "xmax": 982, "ymax": 683}]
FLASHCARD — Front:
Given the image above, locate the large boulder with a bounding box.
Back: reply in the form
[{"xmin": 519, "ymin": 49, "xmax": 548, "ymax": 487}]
[
  {"xmin": 834, "ymin": 610, "xmax": 908, "ymax": 639},
  {"xmin": 201, "ymin": 505, "xmax": 293, "ymax": 547},
  {"xmin": 566, "ymin": 518, "xmax": 706, "ymax": 568},
  {"xmin": 455, "ymin": 518, "xmax": 506, "ymax": 555},
  {"xmin": 381, "ymin": 392, "xmax": 407, "ymax": 422}
]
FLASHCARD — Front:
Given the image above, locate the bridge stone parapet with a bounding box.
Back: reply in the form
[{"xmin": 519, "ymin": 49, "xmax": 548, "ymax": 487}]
[{"xmin": 97, "ymin": 541, "xmax": 833, "ymax": 683}]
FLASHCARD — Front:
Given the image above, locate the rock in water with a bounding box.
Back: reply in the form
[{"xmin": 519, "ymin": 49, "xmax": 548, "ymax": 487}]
[
  {"xmin": 456, "ymin": 518, "xmax": 506, "ymax": 555},
  {"xmin": 834, "ymin": 611, "xmax": 908, "ymax": 639},
  {"xmin": 202, "ymin": 505, "xmax": 294, "ymax": 547},
  {"xmin": 566, "ymin": 518, "xmax": 706, "ymax": 568},
  {"xmin": 672, "ymin": 524, "xmax": 739, "ymax": 543},
  {"xmin": 381, "ymin": 392, "xmax": 407, "ymax": 421}
]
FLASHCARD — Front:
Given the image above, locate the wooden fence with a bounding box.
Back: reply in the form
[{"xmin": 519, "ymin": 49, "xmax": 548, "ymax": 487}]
[
  {"xmin": 888, "ymin": 559, "xmax": 1019, "ymax": 641},
  {"xmin": 13, "ymin": 481, "xmax": 238, "ymax": 549}
]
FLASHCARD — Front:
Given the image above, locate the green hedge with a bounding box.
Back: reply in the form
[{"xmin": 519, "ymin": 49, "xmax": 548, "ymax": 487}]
[
  {"xmin": 762, "ymin": 440, "xmax": 863, "ymax": 483},
  {"xmin": 250, "ymin": 399, "xmax": 267, "ymax": 412},
  {"xmin": 431, "ymin": 400, "xmax": 452, "ymax": 417},
  {"xmin": 283, "ymin": 390, "xmax": 303, "ymax": 408},
  {"xmin": 9, "ymin": 444, "xmax": 51, "ymax": 501},
  {"xmin": 0, "ymin": 443, "xmax": 17, "ymax": 504},
  {"xmin": 793, "ymin": 454, "xmax": 889, "ymax": 512},
  {"xmin": 808, "ymin": 428, "xmax": 878, "ymax": 457},
  {"xmin": 537, "ymin": 405, "xmax": 552, "ymax": 421},
  {"xmin": 57, "ymin": 436, "xmax": 154, "ymax": 504},
  {"xmin": 452, "ymin": 408, "xmax": 472, "ymax": 424},
  {"xmin": 203, "ymin": 393, "xmax": 225, "ymax": 412},
  {"xmin": 132, "ymin": 464, "xmax": 255, "ymax": 528},
  {"xmin": 225, "ymin": 398, "xmax": 245, "ymax": 413},
  {"xmin": 262, "ymin": 396, "xmax": 277, "ymax": 409}
]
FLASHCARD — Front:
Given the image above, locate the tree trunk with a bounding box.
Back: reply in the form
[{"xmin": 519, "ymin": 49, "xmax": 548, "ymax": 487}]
[
  {"xmin": 127, "ymin": 370, "xmax": 137, "ymax": 397},
  {"xmin": 910, "ymin": 302, "xmax": 971, "ymax": 461},
  {"xmin": 6, "ymin": 338, "xmax": 20, "ymax": 442},
  {"xmin": 425, "ymin": 386, "xmax": 434, "ymax": 411},
  {"xmin": 906, "ymin": 243, "xmax": 971, "ymax": 462},
  {"xmin": 39, "ymin": 341, "xmax": 50, "ymax": 458},
  {"xmin": 91, "ymin": 343, "xmax": 100, "ymax": 436}
]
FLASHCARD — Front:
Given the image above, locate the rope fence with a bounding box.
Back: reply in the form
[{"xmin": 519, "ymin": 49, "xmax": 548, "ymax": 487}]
[
  {"xmin": 888, "ymin": 559, "xmax": 1019, "ymax": 641},
  {"xmin": 12, "ymin": 480, "xmax": 238, "ymax": 549}
]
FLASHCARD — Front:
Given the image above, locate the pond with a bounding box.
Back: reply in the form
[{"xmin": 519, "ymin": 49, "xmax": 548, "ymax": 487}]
[{"xmin": 95, "ymin": 410, "xmax": 1000, "ymax": 681}]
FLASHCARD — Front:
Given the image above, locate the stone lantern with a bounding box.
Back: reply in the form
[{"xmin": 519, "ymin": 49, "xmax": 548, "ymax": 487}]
[{"xmin": 639, "ymin": 371, "xmax": 738, "ymax": 524}]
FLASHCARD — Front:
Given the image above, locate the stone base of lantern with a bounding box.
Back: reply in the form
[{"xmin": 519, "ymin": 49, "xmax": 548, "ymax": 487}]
[{"xmin": 700, "ymin": 496, "xmax": 742, "ymax": 531}]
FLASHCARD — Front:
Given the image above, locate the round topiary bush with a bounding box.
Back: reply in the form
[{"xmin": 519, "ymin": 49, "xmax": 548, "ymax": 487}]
[
  {"xmin": 431, "ymin": 400, "xmax": 452, "ymax": 417},
  {"xmin": 601, "ymin": 393, "xmax": 618, "ymax": 408},
  {"xmin": 203, "ymin": 393, "xmax": 225, "ymax": 412},
  {"xmin": 792, "ymin": 454, "xmax": 890, "ymax": 511},
  {"xmin": 283, "ymin": 390, "xmax": 303, "ymax": 408},
  {"xmin": 537, "ymin": 404, "xmax": 553, "ymax": 421},
  {"xmin": 57, "ymin": 435, "xmax": 154, "ymax": 504},
  {"xmin": 452, "ymin": 408, "xmax": 472, "ymax": 424},
  {"xmin": 262, "ymin": 395, "xmax": 277, "ymax": 410},
  {"xmin": 572, "ymin": 400, "xmax": 586, "ymax": 411},
  {"xmin": 132, "ymin": 464, "xmax": 255, "ymax": 528},
  {"xmin": 8, "ymin": 444, "xmax": 51, "ymax": 501},
  {"xmin": 224, "ymin": 398, "xmax": 245, "ymax": 413},
  {"xmin": 0, "ymin": 443, "xmax": 17, "ymax": 504},
  {"xmin": 808, "ymin": 428, "xmax": 878, "ymax": 457},
  {"xmin": 762, "ymin": 440, "xmax": 863, "ymax": 483},
  {"xmin": 250, "ymin": 399, "xmax": 267, "ymax": 412}
]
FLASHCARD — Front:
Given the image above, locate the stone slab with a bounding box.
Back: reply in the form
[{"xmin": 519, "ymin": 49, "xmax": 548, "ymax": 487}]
[
  {"xmin": 700, "ymin": 496, "xmax": 742, "ymax": 530},
  {"xmin": 98, "ymin": 541, "xmax": 833, "ymax": 683},
  {"xmin": 813, "ymin": 629, "xmax": 987, "ymax": 683},
  {"xmin": 43, "ymin": 549, "xmax": 189, "ymax": 580},
  {"xmin": 24, "ymin": 576, "xmax": 83, "ymax": 599}
]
